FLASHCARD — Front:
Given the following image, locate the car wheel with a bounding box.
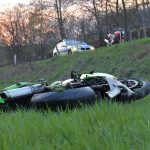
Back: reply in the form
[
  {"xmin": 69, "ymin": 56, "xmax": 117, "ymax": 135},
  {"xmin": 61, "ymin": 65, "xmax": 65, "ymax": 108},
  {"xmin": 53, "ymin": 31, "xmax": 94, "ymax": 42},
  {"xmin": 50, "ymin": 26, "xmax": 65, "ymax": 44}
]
[
  {"xmin": 53, "ymin": 53, "xmax": 58, "ymax": 58},
  {"xmin": 68, "ymin": 49, "xmax": 72, "ymax": 55}
]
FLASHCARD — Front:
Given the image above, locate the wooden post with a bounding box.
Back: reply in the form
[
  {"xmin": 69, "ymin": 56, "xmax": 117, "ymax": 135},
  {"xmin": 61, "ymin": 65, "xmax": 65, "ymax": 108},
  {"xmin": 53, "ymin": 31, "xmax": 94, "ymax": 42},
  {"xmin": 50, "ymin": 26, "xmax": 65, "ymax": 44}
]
[{"xmin": 14, "ymin": 54, "xmax": 17, "ymax": 65}]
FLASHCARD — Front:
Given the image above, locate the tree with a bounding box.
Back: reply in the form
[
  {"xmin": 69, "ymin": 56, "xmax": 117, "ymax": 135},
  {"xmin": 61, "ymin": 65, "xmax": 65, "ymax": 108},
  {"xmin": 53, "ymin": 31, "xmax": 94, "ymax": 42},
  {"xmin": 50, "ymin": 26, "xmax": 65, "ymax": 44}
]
[
  {"xmin": 29, "ymin": 0, "xmax": 55, "ymax": 58},
  {"xmin": 76, "ymin": 0, "xmax": 106, "ymax": 46},
  {"xmin": 0, "ymin": 4, "xmax": 29, "ymax": 62}
]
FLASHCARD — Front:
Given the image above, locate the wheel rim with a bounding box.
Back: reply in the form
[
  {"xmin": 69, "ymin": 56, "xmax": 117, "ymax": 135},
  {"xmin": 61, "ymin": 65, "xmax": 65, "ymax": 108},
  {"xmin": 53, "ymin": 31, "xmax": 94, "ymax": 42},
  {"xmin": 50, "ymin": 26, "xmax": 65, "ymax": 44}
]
[
  {"xmin": 126, "ymin": 79, "xmax": 138, "ymax": 88},
  {"xmin": 125, "ymin": 79, "xmax": 145, "ymax": 89}
]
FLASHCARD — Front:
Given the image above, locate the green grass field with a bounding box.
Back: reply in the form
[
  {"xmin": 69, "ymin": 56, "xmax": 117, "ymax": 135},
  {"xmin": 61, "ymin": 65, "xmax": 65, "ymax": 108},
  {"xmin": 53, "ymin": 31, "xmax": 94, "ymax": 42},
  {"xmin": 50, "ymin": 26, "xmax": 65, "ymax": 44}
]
[{"xmin": 0, "ymin": 38, "xmax": 150, "ymax": 150}]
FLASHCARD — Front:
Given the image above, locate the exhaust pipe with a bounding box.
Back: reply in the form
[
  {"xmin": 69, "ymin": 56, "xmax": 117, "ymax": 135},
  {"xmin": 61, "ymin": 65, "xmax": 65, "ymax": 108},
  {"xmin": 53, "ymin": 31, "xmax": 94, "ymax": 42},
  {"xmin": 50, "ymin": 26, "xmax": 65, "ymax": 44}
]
[{"xmin": 1, "ymin": 84, "xmax": 46, "ymax": 101}]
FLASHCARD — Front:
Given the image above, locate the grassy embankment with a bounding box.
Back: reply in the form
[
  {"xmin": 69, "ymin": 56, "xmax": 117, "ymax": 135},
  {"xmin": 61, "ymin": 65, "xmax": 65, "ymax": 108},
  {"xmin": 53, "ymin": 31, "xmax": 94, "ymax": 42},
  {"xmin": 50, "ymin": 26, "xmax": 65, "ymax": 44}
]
[{"xmin": 0, "ymin": 38, "xmax": 150, "ymax": 149}]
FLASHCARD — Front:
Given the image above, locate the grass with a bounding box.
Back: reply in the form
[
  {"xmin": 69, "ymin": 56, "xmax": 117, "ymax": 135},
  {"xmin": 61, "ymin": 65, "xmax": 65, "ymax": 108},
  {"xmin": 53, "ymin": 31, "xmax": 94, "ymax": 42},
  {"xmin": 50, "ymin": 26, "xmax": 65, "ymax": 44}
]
[
  {"xmin": 0, "ymin": 38, "xmax": 150, "ymax": 149},
  {"xmin": 0, "ymin": 96, "xmax": 150, "ymax": 150}
]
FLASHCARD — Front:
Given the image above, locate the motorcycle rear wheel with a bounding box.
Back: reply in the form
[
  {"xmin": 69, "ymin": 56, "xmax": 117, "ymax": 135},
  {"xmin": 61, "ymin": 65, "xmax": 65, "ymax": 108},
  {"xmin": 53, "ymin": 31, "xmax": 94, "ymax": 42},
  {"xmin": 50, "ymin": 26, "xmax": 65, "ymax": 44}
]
[{"xmin": 120, "ymin": 78, "xmax": 150, "ymax": 100}]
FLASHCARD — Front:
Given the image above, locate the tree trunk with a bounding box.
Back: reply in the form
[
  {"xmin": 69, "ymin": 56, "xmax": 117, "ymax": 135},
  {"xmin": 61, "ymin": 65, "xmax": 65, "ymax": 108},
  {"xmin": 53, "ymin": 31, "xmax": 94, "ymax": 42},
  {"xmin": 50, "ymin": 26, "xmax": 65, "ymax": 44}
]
[
  {"xmin": 116, "ymin": 0, "xmax": 119, "ymax": 16},
  {"xmin": 142, "ymin": 0, "xmax": 147, "ymax": 38},
  {"xmin": 105, "ymin": 0, "xmax": 109, "ymax": 33},
  {"xmin": 135, "ymin": 0, "xmax": 141, "ymax": 39},
  {"xmin": 55, "ymin": 0, "xmax": 66, "ymax": 40},
  {"xmin": 122, "ymin": 0, "xmax": 128, "ymax": 40}
]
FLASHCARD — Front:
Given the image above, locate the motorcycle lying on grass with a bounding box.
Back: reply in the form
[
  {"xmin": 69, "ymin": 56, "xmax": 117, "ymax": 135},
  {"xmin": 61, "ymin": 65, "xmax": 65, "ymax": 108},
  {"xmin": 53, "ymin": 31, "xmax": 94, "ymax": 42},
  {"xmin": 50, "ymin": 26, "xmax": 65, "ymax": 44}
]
[{"xmin": 0, "ymin": 72, "xmax": 150, "ymax": 109}]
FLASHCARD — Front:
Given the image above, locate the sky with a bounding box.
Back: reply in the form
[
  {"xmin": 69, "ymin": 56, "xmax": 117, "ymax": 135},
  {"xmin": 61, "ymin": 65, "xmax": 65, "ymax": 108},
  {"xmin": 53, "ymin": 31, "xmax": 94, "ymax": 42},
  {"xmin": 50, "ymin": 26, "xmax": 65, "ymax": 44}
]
[{"xmin": 0, "ymin": 0, "xmax": 30, "ymax": 10}]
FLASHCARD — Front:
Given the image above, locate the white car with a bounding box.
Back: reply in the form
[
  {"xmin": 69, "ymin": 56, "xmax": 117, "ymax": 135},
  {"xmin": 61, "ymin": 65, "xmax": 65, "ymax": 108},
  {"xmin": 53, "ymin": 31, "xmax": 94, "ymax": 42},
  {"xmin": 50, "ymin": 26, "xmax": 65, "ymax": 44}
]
[{"xmin": 53, "ymin": 39, "xmax": 94, "ymax": 57}]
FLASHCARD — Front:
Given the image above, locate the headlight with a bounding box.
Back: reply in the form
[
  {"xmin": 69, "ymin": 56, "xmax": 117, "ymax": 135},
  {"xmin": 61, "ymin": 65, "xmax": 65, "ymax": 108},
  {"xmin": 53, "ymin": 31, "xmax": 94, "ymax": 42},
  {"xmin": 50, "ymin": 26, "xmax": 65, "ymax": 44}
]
[
  {"xmin": 72, "ymin": 47, "xmax": 77, "ymax": 51},
  {"xmin": 90, "ymin": 46, "xmax": 95, "ymax": 50}
]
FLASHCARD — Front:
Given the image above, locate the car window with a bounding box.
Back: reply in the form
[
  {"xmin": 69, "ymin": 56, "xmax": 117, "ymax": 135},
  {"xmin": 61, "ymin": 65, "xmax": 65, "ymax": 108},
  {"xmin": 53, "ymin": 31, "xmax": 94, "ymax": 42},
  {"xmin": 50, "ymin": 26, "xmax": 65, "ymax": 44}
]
[
  {"xmin": 62, "ymin": 41, "xmax": 66, "ymax": 47},
  {"xmin": 81, "ymin": 42, "xmax": 87, "ymax": 45},
  {"xmin": 66, "ymin": 40, "xmax": 77, "ymax": 46},
  {"xmin": 57, "ymin": 42, "xmax": 63, "ymax": 48},
  {"xmin": 63, "ymin": 39, "xmax": 88, "ymax": 47}
]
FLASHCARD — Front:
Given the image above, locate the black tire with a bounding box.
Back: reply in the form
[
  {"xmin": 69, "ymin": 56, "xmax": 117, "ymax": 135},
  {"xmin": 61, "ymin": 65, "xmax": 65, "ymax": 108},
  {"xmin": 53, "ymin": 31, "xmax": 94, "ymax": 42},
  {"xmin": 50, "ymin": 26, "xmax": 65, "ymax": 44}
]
[
  {"xmin": 31, "ymin": 87, "xmax": 96, "ymax": 109},
  {"xmin": 68, "ymin": 49, "xmax": 72, "ymax": 55},
  {"xmin": 120, "ymin": 78, "xmax": 150, "ymax": 100},
  {"xmin": 53, "ymin": 53, "xmax": 58, "ymax": 58}
]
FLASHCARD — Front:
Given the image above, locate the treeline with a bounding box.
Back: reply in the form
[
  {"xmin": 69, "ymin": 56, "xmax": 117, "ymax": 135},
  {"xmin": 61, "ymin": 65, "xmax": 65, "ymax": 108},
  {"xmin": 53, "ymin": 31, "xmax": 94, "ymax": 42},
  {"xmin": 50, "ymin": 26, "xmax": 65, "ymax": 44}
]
[{"xmin": 0, "ymin": 0, "xmax": 150, "ymax": 65}]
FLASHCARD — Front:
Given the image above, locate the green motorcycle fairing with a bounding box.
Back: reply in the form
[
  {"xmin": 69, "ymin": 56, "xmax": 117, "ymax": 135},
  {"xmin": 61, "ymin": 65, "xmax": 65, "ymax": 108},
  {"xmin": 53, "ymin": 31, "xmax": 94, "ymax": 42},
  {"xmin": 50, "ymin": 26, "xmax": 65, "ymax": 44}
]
[
  {"xmin": 0, "ymin": 97, "xmax": 4, "ymax": 103},
  {"xmin": 0, "ymin": 82, "xmax": 34, "ymax": 104}
]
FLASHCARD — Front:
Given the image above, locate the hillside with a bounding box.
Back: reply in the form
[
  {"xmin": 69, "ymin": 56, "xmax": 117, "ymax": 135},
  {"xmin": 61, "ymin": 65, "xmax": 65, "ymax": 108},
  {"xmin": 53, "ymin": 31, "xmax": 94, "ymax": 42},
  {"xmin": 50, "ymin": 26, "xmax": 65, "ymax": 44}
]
[
  {"xmin": 0, "ymin": 38, "xmax": 150, "ymax": 150},
  {"xmin": 0, "ymin": 38, "xmax": 150, "ymax": 88}
]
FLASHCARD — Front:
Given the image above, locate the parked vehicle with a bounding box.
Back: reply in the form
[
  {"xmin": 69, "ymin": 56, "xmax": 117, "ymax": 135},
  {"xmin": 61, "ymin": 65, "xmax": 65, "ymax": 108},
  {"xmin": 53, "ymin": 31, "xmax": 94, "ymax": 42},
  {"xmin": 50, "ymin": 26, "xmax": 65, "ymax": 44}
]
[{"xmin": 53, "ymin": 39, "xmax": 94, "ymax": 57}]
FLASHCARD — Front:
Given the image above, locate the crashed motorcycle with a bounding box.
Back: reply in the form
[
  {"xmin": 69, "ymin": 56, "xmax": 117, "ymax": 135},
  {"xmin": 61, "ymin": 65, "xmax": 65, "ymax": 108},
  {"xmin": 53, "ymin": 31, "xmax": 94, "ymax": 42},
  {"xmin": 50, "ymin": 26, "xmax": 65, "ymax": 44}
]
[
  {"xmin": 0, "ymin": 72, "xmax": 150, "ymax": 109},
  {"xmin": 31, "ymin": 72, "xmax": 150, "ymax": 108}
]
